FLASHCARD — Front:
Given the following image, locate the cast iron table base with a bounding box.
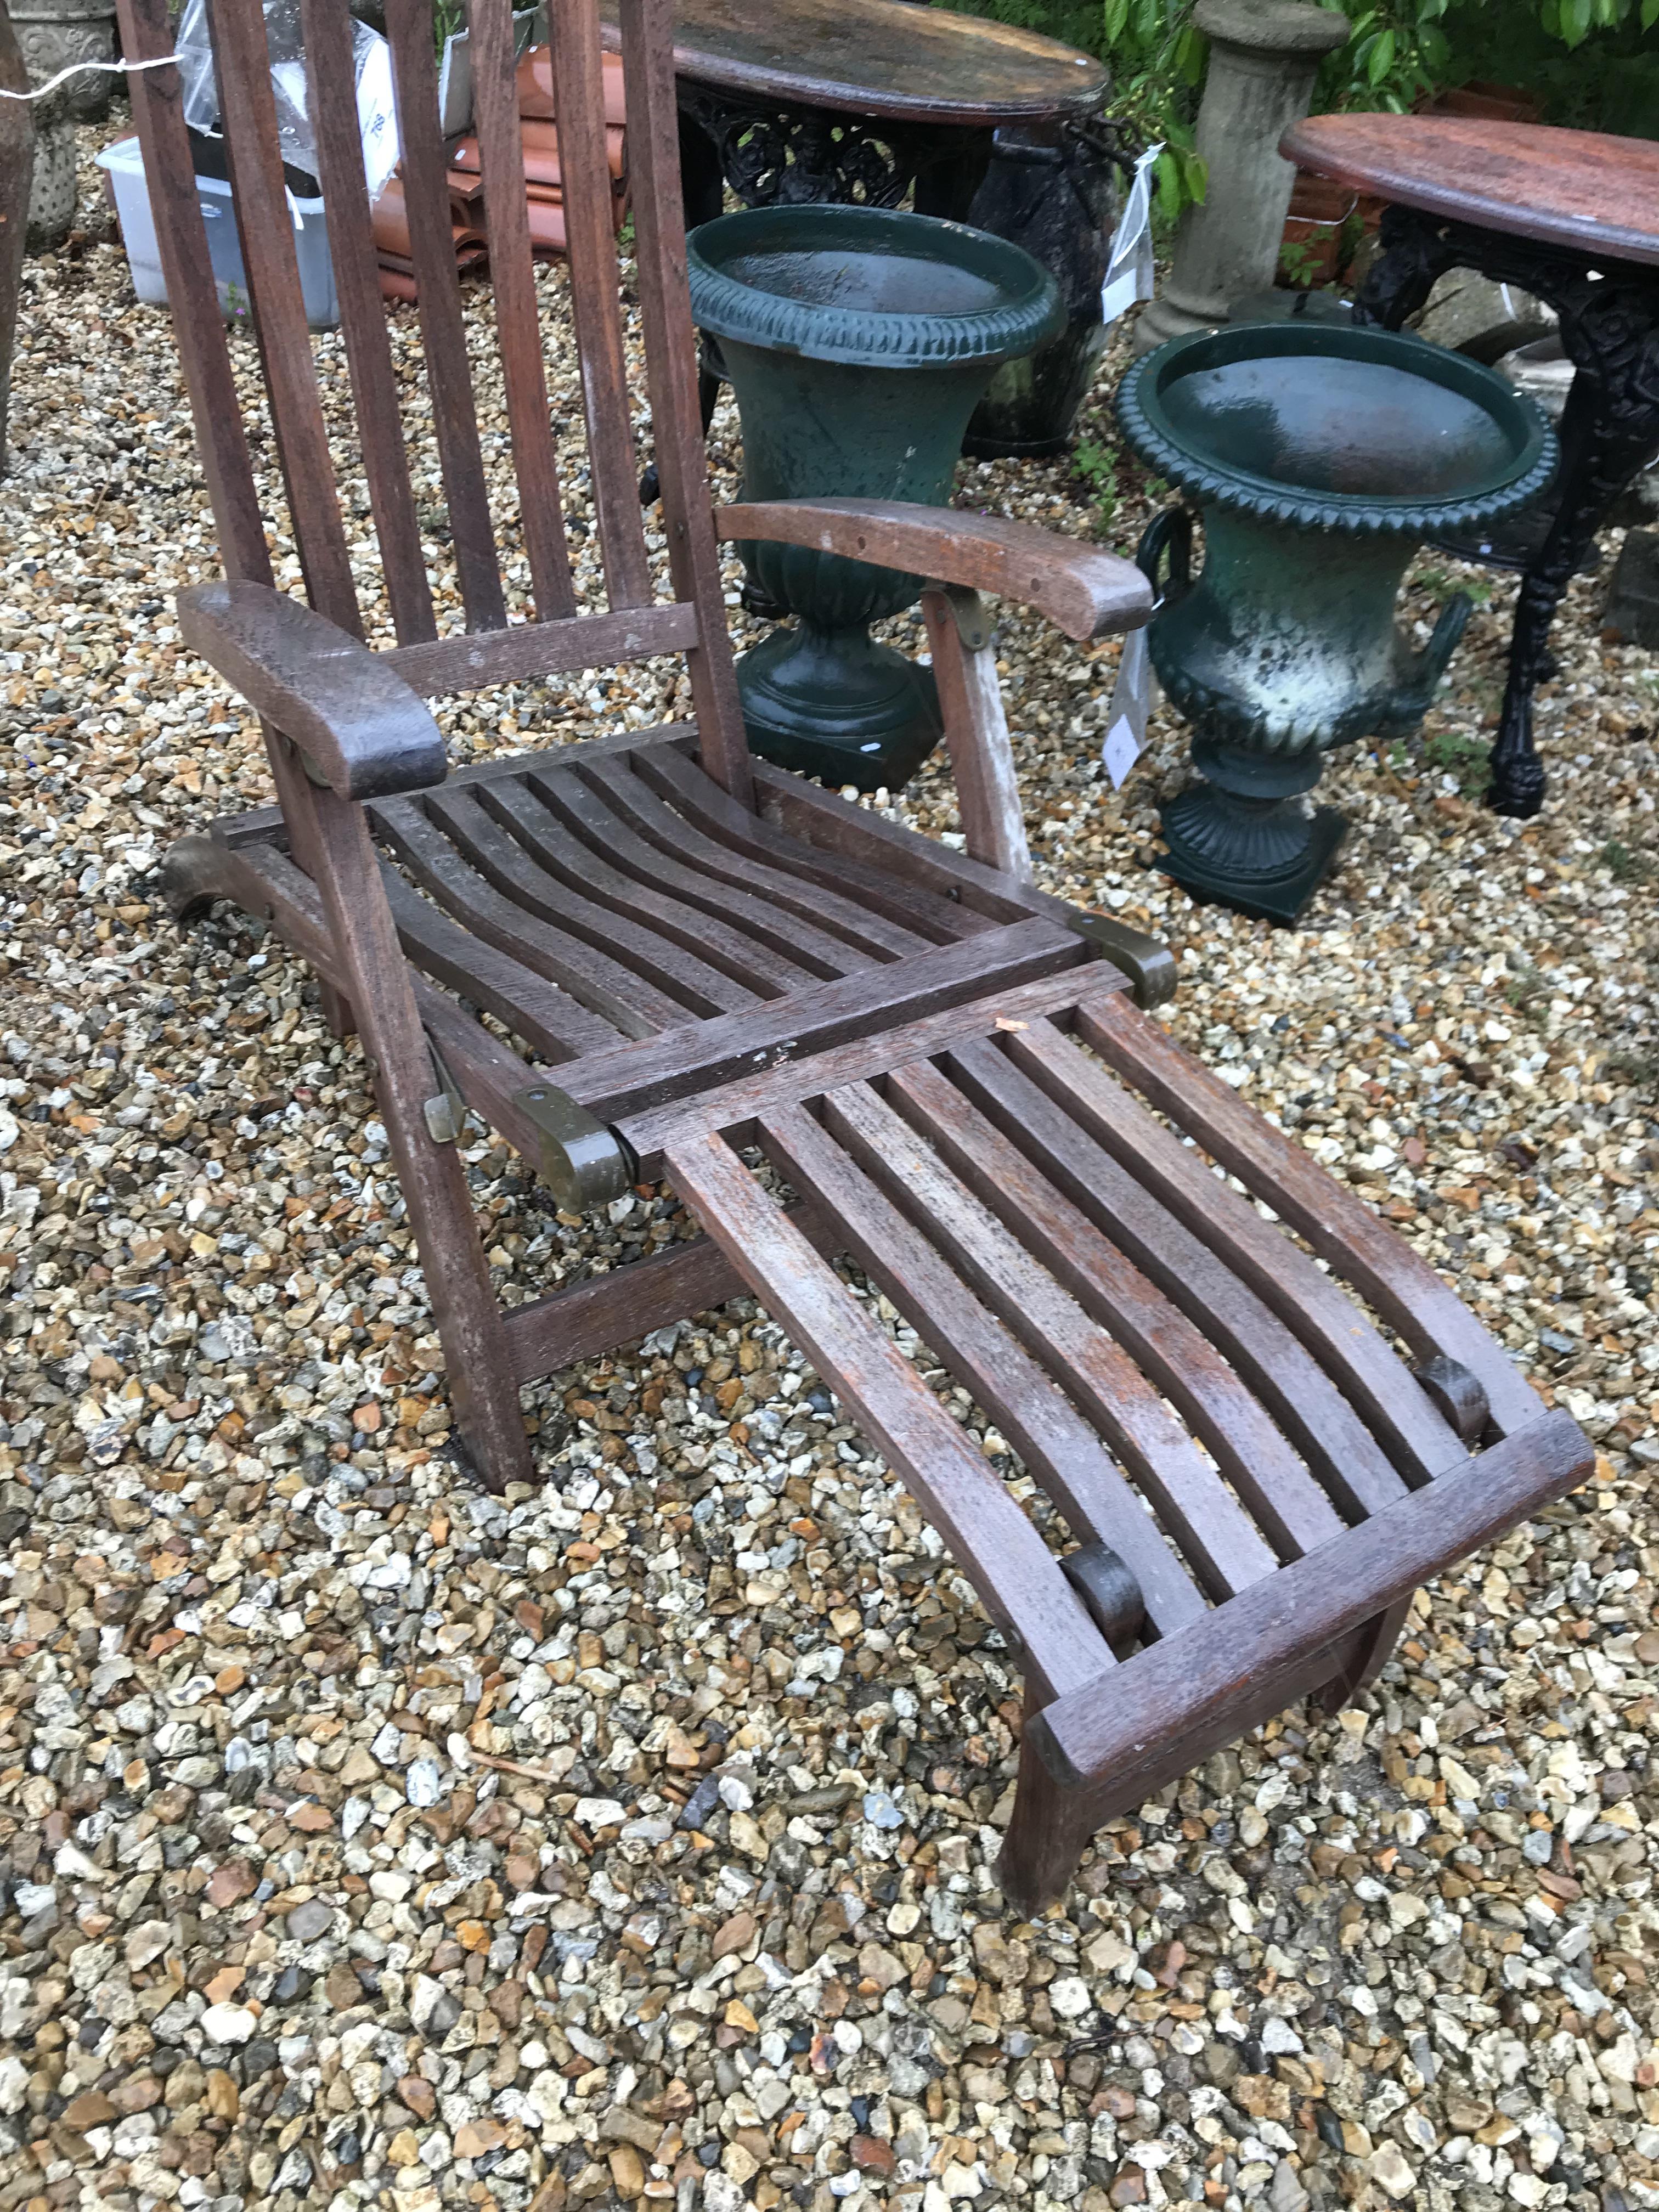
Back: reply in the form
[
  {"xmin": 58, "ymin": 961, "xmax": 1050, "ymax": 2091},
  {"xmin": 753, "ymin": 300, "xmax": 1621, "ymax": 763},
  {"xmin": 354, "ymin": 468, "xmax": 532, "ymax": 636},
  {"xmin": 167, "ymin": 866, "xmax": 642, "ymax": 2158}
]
[
  {"xmin": 1355, "ymin": 206, "xmax": 1659, "ymax": 817},
  {"xmin": 1282, "ymin": 116, "xmax": 1659, "ymax": 821}
]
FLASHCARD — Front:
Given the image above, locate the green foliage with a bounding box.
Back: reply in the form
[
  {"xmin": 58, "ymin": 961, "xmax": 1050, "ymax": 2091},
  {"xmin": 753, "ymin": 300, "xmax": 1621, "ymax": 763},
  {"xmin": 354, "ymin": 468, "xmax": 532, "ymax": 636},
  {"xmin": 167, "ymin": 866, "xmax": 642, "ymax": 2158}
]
[
  {"xmin": 932, "ymin": 0, "xmax": 1659, "ymax": 228},
  {"xmin": 932, "ymin": 0, "xmax": 1210, "ymax": 221},
  {"xmin": 1601, "ymin": 839, "xmax": 1657, "ymax": 883},
  {"xmin": 1310, "ymin": 0, "xmax": 1458, "ymax": 114},
  {"xmin": 1072, "ymin": 438, "xmax": 1120, "ymax": 528},
  {"xmin": 1421, "ymin": 726, "xmax": 1489, "ymax": 796},
  {"xmin": 1277, "ymin": 236, "xmax": 1327, "ymax": 289}
]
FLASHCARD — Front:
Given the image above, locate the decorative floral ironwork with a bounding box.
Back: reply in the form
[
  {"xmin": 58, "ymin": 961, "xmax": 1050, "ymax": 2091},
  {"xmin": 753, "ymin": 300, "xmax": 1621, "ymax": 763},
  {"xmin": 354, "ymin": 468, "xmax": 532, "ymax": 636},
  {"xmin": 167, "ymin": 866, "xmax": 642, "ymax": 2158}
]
[
  {"xmin": 1357, "ymin": 204, "xmax": 1659, "ymax": 819},
  {"xmin": 678, "ymin": 86, "xmax": 967, "ymax": 215}
]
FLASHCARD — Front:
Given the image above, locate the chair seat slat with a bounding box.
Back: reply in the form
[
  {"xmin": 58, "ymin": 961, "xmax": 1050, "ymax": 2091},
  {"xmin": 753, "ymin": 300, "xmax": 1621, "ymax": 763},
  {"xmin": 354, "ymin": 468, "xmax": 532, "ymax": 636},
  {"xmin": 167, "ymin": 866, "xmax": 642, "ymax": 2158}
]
[
  {"xmin": 663, "ymin": 1120, "xmax": 1114, "ymax": 1704},
  {"xmin": 371, "ymin": 795, "xmax": 693, "ymax": 1035},
  {"xmin": 379, "ymin": 863, "xmax": 626, "ymax": 1062},
  {"xmin": 571, "ymin": 757, "xmax": 935, "ymax": 961},
  {"xmin": 477, "ymin": 777, "xmax": 816, "ymax": 997},
  {"xmin": 758, "ymin": 1094, "xmax": 1208, "ymax": 1640},
  {"xmin": 426, "ymin": 785, "xmax": 765, "ymax": 1015}
]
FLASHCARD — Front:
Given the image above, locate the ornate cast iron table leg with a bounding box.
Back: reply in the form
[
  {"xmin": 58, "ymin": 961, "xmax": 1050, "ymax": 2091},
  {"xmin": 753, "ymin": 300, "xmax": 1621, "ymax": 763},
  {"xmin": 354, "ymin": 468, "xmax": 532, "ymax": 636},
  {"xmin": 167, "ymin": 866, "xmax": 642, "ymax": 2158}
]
[
  {"xmin": 1357, "ymin": 205, "xmax": 1659, "ymax": 818},
  {"xmin": 675, "ymin": 84, "xmax": 969, "ymax": 213}
]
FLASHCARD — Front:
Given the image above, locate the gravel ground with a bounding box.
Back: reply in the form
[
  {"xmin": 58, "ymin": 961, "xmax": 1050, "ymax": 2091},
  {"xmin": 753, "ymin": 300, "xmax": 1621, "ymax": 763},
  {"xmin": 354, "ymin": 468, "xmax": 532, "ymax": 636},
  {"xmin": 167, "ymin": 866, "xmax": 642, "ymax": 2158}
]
[{"xmin": 0, "ymin": 132, "xmax": 1654, "ymax": 2212}]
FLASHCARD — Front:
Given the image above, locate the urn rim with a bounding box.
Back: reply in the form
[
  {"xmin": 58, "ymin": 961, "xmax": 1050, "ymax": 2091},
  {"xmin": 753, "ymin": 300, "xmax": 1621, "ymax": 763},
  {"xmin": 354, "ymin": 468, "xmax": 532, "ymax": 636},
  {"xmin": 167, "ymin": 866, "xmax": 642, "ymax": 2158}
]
[
  {"xmin": 686, "ymin": 204, "xmax": 1062, "ymax": 372},
  {"xmin": 1117, "ymin": 321, "xmax": 1558, "ymax": 537}
]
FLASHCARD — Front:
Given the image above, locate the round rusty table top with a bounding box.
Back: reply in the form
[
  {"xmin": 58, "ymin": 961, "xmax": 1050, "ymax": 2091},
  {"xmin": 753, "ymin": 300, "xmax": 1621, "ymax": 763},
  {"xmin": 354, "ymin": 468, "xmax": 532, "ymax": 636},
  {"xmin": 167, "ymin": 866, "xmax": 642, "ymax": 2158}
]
[
  {"xmin": 603, "ymin": 0, "xmax": 1109, "ymax": 127},
  {"xmin": 1281, "ymin": 113, "xmax": 1659, "ymax": 271}
]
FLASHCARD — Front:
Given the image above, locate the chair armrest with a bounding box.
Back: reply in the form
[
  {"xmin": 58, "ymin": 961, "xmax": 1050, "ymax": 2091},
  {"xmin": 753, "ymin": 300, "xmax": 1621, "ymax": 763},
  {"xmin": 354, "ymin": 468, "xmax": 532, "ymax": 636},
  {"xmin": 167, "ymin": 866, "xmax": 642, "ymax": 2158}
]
[
  {"xmin": 713, "ymin": 498, "xmax": 1153, "ymax": 643},
  {"xmin": 177, "ymin": 579, "xmax": 447, "ymax": 802}
]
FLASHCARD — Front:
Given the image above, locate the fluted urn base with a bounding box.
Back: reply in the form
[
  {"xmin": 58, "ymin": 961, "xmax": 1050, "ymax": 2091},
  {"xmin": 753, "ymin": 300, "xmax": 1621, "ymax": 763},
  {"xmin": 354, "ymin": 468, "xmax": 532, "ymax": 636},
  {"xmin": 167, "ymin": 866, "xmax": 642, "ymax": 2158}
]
[
  {"xmin": 736, "ymin": 623, "xmax": 942, "ymax": 793},
  {"xmin": 1159, "ymin": 734, "xmax": 1348, "ymax": 927}
]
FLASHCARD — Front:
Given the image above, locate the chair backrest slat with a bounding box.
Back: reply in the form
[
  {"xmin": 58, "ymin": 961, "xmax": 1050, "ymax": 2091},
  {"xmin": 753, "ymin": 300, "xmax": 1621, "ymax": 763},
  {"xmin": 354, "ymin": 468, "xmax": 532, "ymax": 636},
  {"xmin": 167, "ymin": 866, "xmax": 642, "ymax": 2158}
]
[
  {"xmin": 114, "ymin": 0, "xmax": 271, "ymax": 585},
  {"xmin": 616, "ymin": 0, "xmax": 752, "ymax": 802},
  {"xmin": 146, "ymin": 0, "xmax": 757, "ymax": 794},
  {"xmin": 298, "ymin": 0, "xmax": 437, "ymax": 642},
  {"xmin": 384, "ymin": 0, "xmax": 507, "ymax": 631},
  {"xmin": 548, "ymin": 0, "xmax": 653, "ymax": 610},
  {"xmin": 469, "ymin": 0, "xmax": 577, "ymax": 622},
  {"xmin": 210, "ymin": 0, "xmax": 363, "ymax": 635}
]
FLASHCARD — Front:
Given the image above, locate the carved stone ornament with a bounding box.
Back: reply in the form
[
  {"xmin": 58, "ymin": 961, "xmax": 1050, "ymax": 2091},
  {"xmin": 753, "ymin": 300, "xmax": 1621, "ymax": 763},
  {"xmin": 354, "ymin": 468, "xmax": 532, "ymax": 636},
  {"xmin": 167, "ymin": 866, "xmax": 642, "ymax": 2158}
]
[{"xmin": 11, "ymin": 0, "xmax": 115, "ymax": 119}]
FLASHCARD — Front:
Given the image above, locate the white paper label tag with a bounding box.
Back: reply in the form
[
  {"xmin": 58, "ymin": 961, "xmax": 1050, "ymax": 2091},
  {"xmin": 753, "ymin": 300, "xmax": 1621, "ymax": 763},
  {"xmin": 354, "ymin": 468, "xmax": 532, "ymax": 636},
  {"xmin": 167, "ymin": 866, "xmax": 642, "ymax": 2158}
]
[
  {"xmin": 1102, "ymin": 628, "xmax": 1152, "ymax": 789},
  {"xmin": 1101, "ymin": 142, "xmax": 1162, "ymax": 329}
]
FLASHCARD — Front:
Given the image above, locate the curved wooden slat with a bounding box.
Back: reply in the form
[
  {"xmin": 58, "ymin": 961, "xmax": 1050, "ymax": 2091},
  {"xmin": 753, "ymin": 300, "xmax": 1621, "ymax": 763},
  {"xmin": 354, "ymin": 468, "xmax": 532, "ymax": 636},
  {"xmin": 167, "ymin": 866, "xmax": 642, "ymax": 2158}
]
[
  {"xmin": 662, "ymin": 1120, "xmax": 1113, "ymax": 1703},
  {"xmin": 828, "ymin": 1077, "xmax": 1281, "ymax": 1598},
  {"xmin": 371, "ymin": 796, "xmax": 692, "ymax": 1035},
  {"xmin": 526, "ymin": 766, "xmax": 865, "ymax": 982},
  {"xmin": 477, "ymin": 776, "xmax": 817, "ymax": 996},
  {"xmin": 571, "ymin": 756, "xmax": 932, "ymax": 961},
  {"xmin": 1077, "ymin": 996, "xmax": 1545, "ymax": 1440},
  {"xmin": 759, "ymin": 1097, "xmax": 1207, "ymax": 1639},
  {"xmin": 1007, "ymin": 1017, "xmax": 1466, "ymax": 1487},
  {"xmin": 947, "ymin": 1034, "xmax": 1413, "ymax": 1522},
  {"xmin": 426, "ymin": 786, "xmax": 763, "ymax": 1015},
  {"xmin": 632, "ymin": 744, "xmax": 982, "ymax": 946},
  {"xmin": 881, "ymin": 1062, "xmax": 1347, "ymax": 1566},
  {"xmin": 377, "ymin": 866, "xmax": 625, "ymax": 1063}
]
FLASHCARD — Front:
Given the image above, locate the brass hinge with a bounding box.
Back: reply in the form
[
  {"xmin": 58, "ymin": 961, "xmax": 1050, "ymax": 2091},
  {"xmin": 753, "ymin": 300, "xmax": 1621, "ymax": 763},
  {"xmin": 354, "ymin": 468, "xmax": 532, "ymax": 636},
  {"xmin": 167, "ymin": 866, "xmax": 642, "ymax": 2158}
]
[
  {"xmin": 929, "ymin": 582, "xmax": 995, "ymax": 653},
  {"xmin": 422, "ymin": 1036, "xmax": 467, "ymax": 1145},
  {"xmin": 513, "ymin": 1082, "xmax": 636, "ymax": 1212}
]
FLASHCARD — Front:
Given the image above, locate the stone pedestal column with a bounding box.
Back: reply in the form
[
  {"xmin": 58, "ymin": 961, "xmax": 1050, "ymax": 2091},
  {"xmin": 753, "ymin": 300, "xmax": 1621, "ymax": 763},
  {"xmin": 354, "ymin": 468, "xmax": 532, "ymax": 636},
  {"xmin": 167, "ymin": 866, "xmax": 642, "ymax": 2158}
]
[
  {"xmin": 10, "ymin": 0, "xmax": 116, "ymax": 117},
  {"xmin": 1134, "ymin": 0, "xmax": 1349, "ymax": 354},
  {"xmin": 0, "ymin": 0, "xmax": 32, "ymax": 467}
]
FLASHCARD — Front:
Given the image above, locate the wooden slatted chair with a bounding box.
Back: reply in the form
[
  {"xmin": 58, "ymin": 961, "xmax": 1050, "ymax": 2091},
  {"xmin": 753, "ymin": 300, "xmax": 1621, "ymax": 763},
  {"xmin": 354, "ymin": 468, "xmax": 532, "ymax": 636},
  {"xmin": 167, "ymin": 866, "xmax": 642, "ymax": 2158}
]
[{"xmin": 124, "ymin": 0, "xmax": 1593, "ymax": 1913}]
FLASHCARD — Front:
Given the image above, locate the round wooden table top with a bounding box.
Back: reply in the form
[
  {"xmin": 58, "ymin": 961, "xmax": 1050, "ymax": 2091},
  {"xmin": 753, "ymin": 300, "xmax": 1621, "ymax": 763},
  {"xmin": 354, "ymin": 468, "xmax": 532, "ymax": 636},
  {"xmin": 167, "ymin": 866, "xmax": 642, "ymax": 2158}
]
[
  {"xmin": 1282, "ymin": 114, "xmax": 1659, "ymax": 270},
  {"xmin": 602, "ymin": 0, "xmax": 1110, "ymax": 126}
]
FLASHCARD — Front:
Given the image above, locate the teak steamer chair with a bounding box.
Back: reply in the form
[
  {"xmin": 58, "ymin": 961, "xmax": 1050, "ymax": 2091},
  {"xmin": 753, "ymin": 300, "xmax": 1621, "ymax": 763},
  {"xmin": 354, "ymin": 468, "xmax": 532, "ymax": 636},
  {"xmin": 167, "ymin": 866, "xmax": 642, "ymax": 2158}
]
[{"xmin": 127, "ymin": 0, "xmax": 1592, "ymax": 1912}]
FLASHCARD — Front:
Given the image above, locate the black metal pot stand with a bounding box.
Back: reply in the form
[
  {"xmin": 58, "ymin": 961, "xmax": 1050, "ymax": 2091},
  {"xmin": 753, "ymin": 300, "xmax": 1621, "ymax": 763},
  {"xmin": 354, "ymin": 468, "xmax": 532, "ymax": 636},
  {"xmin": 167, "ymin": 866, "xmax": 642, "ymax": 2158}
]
[{"xmin": 1356, "ymin": 208, "xmax": 1659, "ymax": 821}]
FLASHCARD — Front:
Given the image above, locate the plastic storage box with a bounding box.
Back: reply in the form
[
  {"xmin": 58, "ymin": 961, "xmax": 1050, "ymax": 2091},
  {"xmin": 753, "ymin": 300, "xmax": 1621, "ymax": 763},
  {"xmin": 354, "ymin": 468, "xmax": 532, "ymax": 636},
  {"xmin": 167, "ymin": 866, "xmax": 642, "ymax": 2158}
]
[{"xmin": 95, "ymin": 134, "xmax": 339, "ymax": 330}]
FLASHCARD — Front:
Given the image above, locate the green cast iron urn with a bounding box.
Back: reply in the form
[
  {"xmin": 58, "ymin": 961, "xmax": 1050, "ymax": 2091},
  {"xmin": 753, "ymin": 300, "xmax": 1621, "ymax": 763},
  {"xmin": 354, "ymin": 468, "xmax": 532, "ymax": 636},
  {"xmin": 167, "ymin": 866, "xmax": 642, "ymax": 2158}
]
[
  {"xmin": 687, "ymin": 204, "xmax": 1061, "ymax": 791},
  {"xmin": 1117, "ymin": 323, "xmax": 1557, "ymax": 924}
]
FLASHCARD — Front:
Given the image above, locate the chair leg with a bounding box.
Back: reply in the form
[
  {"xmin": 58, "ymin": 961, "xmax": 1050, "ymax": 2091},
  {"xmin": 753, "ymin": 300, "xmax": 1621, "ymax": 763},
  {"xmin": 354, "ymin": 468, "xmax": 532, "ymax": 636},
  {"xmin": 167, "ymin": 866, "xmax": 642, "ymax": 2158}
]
[
  {"xmin": 1314, "ymin": 1592, "xmax": 1413, "ymax": 1715},
  {"xmin": 309, "ymin": 792, "xmax": 535, "ymax": 1493},
  {"xmin": 996, "ymin": 1695, "xmax": 1099, "ymax": 1920}
]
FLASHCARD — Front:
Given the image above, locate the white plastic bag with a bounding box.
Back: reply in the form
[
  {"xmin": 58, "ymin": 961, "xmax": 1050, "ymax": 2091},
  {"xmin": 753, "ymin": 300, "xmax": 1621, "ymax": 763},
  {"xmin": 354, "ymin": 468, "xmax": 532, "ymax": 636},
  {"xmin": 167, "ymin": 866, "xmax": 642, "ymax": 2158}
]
[
  {"xmin": 176, "ymin": 0, "xmax": 399, "ymax": 205},
  {"xmin": 1099, "ymin": 142, "xmax": 1162, "ymax": 329}
]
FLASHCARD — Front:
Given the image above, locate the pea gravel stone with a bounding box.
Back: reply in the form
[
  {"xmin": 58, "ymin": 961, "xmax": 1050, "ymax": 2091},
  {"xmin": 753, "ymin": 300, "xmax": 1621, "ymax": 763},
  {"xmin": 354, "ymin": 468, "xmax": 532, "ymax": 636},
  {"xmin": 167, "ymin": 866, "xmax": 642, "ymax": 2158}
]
[{"xmin": 0, "ymin": 123, "xmax": 1653, "ymax": 2212}]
